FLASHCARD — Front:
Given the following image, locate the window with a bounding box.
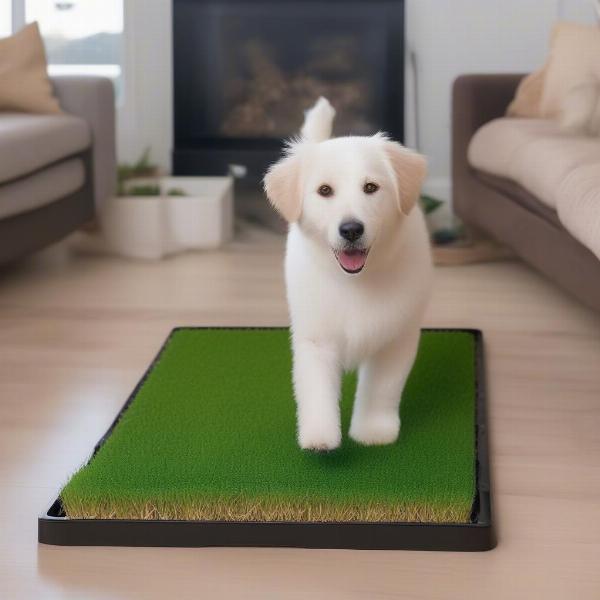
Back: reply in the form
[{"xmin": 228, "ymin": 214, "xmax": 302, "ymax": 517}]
[
  {"xmin": 24, "ymin": 0, "xmax": 124, "ymax": 98},
  {"xmin": 0, "ymin": 3, "xmax": 11, "ymax": 38}
]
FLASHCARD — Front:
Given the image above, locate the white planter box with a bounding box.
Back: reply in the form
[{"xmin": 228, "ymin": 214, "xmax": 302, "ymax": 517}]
[
  {"xmin": 100, "ymin": 195, "xmax": 168, "ymax": 260},
  {"xmin": 162, "ymin": 176, "xmax": 234, "ymax": 250},
  {"xmin": 100, "ymin": 176, "xmax": 234, "ymax": 260}
]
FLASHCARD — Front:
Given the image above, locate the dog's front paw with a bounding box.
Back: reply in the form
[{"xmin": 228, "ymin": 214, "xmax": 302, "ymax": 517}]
[
  {"xmin": 349, "ymin": 412, "xmax": 400, "ymax": 446},
  {"xmin": 298, "ymin": 423, "xmax": 341, "ymax": 452}
]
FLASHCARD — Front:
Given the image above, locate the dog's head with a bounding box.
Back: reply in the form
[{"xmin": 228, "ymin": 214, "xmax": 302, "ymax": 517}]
[{"xmin": 264, "ymin": 132, "xmax": 426, "ymax": 274}]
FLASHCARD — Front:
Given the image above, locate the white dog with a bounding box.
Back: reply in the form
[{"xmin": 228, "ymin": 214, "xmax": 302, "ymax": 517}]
[{"xmin": 264, "ymin": 98, "xmax": 432, "ymax": 451}]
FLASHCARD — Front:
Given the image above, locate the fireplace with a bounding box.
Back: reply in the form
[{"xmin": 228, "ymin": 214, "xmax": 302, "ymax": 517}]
[{"xmin": 173, "ymin": 0, "xmax": 405, "ymax": 179}]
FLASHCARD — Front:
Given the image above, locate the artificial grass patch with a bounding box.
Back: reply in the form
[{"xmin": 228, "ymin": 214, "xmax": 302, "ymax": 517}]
[{"xmin": 61, "ymin": 328, "xmax": 477, "ymax": 523}]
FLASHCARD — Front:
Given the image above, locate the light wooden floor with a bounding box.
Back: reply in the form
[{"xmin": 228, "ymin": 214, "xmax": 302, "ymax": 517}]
[{"xmin": 1, "ymin": 223, "xmax": 599, "ymax": 599}]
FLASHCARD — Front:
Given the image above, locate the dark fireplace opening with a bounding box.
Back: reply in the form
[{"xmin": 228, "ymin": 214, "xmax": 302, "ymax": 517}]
[{"xmin": 173, "ymin": 0, "xmax": 405, "ymax": 179}]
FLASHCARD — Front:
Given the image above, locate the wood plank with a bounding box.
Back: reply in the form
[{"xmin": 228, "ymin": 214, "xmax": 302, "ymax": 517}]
[{"xmin": 1, "ymin": 223, "xmax": 599, "ymax": 599}]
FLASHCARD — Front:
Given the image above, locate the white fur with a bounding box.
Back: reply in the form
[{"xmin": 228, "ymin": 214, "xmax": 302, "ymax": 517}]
[
  {"xmin": 264, "ymin": 99, "xmax": 432, "ymax": 451},
  {"xmin": 301, "ymin": 97, "xmax": 336, "ymax": 142}
]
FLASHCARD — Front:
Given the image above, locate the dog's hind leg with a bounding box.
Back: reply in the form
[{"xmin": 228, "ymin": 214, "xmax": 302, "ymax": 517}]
[
  {"xmin": 292, "ymin": 337, "xmax": 342, "ymax": 451},
  {"xmin": 349, "ymin": 327, "xmax": 421, "ymax": 446}
]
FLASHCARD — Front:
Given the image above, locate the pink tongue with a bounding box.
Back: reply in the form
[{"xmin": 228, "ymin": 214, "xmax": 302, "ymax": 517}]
[{"xmin": 338, "ymin": 250, "xmax": 367, "ymax": 272}]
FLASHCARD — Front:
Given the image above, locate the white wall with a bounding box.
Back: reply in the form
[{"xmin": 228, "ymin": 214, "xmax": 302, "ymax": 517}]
[
  {"xmin": 118, "ymin": 0, "xmax": 172, "ymax": 171},
  {"xmin": 122, "ymin": 0, "xmax": 597, "ymax": 201}
]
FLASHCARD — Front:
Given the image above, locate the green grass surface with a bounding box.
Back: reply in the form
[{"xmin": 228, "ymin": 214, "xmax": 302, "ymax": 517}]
[{"xmin": 61, "ymin": 328, "xmax": 477, "ymax": 523}]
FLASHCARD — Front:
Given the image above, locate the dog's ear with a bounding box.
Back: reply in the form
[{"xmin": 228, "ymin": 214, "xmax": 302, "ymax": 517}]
[
  {"xmin": 263, "ymin": 150, "xmax": 303, "ymax": 222},
  {"xmin": 384, "ymin": 141, "xmax": 427, "ymax": 216}
]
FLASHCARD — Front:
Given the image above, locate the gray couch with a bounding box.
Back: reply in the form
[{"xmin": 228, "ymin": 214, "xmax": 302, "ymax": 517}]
[
  {"xmin": 453, "ymin": 74, "xmax": 600, "ymax": 312},
  {"xmin": 0, "ymin": 76, "xmax": 116, "ymax": 264}
]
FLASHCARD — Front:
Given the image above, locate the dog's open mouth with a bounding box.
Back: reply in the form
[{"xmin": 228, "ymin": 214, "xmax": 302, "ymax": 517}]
[{"xmin": 333, "ymin": 248, "xmax": 370, "ymax": 274}]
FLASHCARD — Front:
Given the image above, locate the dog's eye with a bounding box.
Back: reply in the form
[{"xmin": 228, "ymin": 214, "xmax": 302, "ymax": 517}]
[
  {"xmin": 363, "ymin": 182, "xmax": 379, "ymax": 194},
  {"xmin": 318, "ymin": 184, "xmax": 333, "ymax": 197}
]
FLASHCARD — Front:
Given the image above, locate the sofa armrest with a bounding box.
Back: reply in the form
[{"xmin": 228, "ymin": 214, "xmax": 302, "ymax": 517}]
[
  {"xmin": 452, "ymin": 74, "xmax": 525, "ymax": 208},
  {"xmin": 51, "ymin": 76, "xmax": 116, "ymax": 208}
]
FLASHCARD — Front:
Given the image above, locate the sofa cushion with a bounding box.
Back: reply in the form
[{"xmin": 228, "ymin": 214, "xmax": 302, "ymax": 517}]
[
  {"xmin": 556, "ymin": 164, "xmax": 600, "ymax": 261},
  {"xmin": 472, "ymin": 169, "xmax": 561, "ymax": 228},
  {"xmin": 0, "ymin": 158, "xmax": 85, "ymax": 219},
  {"xmin": 0, "ymin": 112, "xmax": 90, "ymax": 184},
  {"xmin": 468, "ymin": 117, "xmax": 600, "ymax": 209}
]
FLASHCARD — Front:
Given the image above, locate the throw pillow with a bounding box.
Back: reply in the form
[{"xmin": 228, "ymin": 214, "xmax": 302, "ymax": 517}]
[
  {"xmin": 0, "ymin": 22, "xmax": 61, "ymax": 114},
  {"xmin": 540, "ymin": 21, "xmax": 600, "ymax": 117}
]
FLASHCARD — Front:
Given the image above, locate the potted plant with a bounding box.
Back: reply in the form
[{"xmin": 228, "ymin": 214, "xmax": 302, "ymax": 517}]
[
  {"xmin": 101, "ymin": 149, "xmax": 171, "ymax": 260},
  {"xmin": 100, "ymin": 149, "xmax": 235, "ymax": 259}
]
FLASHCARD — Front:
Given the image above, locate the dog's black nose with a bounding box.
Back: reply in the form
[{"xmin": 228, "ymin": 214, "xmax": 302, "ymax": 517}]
[{"xmin": 339, "ymin": 221, "xmax": 364, "ymax": 242}]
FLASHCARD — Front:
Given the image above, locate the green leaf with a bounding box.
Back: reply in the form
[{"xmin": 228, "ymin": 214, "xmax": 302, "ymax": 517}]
[
  {"xmin": 420, "ymin": 194, "xmax": 444, "ymax": 214},
  {"xmin": 116, "ymin": 147, "xmax": 159, "ymax": 195},
  {"xmin": 125, "ymin": 184, "xmax": 161, "ymax": 197}
]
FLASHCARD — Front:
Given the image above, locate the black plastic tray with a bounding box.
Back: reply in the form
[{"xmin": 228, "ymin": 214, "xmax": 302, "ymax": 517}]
[{"xmin": 39, "ymin": 327, "xmax": 494, "ymax": 551}]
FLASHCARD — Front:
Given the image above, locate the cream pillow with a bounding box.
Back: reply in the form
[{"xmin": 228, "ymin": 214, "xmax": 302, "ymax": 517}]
[
  {"xmin": 507, "ymin": 65, "xmax": 548, "ymax": 118},
  {"xmin": 0, "ymin": 22, "xmax": 61, "ymax": 114},
  {"xmin": 540, "ymin": 22, "xmax": 600, "ymax": 117}
]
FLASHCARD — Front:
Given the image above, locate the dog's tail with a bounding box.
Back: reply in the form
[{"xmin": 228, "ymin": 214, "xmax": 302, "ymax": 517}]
[{"xmin": 300, "ymin": 97, "xmax": 336, "ymax": 143}]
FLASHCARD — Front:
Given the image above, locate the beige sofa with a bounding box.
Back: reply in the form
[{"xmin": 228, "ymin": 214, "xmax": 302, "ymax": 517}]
[
  {"xmin": 453, "ymin": 74, "xmax": 600, "ymax": 312},
  {"xmin": 0, "ymin": 76, "xmax": 116, "ymax": 264}
]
